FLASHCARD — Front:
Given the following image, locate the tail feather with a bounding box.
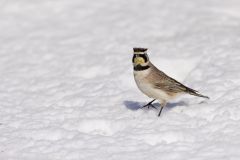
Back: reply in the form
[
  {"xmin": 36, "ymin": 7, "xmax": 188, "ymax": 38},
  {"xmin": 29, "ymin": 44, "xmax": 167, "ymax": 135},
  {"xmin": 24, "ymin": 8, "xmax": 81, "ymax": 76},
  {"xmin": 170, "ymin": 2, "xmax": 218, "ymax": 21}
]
[{"xmin": 186, "ymin": 88, "xmax": 209, "ymax": 99}]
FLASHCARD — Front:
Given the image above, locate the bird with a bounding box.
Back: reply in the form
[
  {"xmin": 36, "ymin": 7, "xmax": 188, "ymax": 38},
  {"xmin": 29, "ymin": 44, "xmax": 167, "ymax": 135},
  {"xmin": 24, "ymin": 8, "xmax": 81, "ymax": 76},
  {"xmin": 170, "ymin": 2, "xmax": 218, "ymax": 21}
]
[{"xmin": 132, "ymin": 47, "xmax": 209, "ymax": 117}]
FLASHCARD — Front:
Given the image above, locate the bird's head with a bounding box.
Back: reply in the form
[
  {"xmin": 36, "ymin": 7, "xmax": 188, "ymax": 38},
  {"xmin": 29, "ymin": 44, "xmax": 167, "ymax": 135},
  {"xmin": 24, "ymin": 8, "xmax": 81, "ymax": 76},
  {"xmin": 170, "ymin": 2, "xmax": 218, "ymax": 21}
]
[{"xmin": 132, "ymin": 48, "xmax": 149, "ymax": 66}]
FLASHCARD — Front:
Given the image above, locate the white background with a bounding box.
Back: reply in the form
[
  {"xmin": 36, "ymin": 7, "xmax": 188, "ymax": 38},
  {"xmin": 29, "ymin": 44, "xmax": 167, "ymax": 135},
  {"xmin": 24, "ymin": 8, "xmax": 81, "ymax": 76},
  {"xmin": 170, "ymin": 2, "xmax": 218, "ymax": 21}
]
[{"xmin": 0, "ymin": 0, "xmax": 240, "ymax": 159}]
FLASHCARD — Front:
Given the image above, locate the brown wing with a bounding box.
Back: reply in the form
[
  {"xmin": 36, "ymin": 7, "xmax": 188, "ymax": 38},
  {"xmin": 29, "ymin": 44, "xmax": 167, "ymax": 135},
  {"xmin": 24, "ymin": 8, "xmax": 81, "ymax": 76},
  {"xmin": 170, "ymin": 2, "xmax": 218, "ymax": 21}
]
[{"xmin": 147, "ymin": 62, "xmax": 198, "ymax": 94}]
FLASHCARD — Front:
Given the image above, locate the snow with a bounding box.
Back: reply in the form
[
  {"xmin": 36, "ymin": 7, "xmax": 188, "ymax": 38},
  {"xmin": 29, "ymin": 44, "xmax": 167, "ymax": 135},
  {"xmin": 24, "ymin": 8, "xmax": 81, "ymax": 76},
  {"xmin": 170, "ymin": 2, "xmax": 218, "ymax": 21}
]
[{"xmin": 1, "ymin": 0, "xmax": 240, "ymax": 159}]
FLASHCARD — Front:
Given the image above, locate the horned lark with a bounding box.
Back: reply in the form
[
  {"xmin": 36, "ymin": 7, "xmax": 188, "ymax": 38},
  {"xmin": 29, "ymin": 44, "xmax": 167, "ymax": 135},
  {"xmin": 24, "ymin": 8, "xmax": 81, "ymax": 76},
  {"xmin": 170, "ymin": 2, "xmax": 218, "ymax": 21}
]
[{"xmin": 132, "ymin": 47, "xmax": 209, "ymax": 117}]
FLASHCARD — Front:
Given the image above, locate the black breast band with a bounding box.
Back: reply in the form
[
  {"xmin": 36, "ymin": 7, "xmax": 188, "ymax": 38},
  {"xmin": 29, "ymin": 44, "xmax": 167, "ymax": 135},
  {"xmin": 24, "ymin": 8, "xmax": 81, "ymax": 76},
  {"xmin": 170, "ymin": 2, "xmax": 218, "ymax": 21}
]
[{"xmin": 134, "ymin": 65, "xmax": 150, "ymax": 71}]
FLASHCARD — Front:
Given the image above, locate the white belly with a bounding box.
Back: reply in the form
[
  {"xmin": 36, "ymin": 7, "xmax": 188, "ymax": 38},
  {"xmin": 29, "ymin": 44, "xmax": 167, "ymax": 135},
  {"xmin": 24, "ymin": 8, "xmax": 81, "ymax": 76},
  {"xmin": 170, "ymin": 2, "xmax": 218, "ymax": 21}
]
[{"xmin": 134, "ymin": 70, "xmax": 171, "ymax": 101}]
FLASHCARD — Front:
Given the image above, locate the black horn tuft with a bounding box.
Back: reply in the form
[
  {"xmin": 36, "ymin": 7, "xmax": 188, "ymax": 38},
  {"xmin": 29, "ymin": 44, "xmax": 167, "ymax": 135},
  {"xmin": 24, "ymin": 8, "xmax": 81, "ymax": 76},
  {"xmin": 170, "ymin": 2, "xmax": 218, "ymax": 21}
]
[{"xmin": 133, "ymin": 48, "xmax": 148, "ymax": 52}]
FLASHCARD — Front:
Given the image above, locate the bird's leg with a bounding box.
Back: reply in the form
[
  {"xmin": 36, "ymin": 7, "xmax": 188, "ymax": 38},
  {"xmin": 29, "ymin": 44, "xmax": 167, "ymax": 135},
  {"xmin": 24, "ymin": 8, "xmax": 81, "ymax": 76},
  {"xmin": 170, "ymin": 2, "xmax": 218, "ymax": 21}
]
[
  {"xmin": 142, "ymin": 99, "xmax": 156, "ymax": 109},
  {"xmin": 158, "ymin": 101, "xmax": 166, "ymax": 117}
]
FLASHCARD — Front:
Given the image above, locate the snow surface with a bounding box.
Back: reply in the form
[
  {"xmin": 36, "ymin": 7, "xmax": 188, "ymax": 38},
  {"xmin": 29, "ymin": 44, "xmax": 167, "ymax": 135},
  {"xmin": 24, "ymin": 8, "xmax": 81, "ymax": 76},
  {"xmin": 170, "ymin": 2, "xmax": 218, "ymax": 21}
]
[{"xmin": 1, "ymin": 0, "xmax": 240, "ymax": 159}]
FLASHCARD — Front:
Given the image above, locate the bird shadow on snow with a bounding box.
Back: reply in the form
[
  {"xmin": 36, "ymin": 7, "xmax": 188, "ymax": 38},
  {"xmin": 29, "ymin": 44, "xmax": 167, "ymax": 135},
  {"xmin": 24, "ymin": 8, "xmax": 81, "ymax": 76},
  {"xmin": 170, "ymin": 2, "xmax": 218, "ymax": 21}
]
[{"xmin": 123, "ymin": 100, "xmax": 188, "ymax": 111}]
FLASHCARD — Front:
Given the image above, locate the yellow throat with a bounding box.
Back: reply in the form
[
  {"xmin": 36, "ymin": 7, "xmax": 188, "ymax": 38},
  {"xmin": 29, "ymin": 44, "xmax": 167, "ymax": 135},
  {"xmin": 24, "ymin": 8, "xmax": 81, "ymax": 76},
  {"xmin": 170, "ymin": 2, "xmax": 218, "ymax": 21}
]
[{"xmin": 134, "ymin": 57, "xmax": 145, "ymax": 65}]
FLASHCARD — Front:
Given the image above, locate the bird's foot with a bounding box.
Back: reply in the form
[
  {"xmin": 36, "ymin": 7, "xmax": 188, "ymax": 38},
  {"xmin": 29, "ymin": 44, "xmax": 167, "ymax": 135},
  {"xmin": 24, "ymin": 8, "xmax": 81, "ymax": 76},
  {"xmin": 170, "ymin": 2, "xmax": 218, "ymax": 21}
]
[
  {"xmin": 141, "ymin": 99, "xmax": 157, "ymax": 110},
  {"xmin": 158, "ymin": 101, "xmax": 166, "ymax": 117},
  {"xmin": 158, "ymin": 106, "xmax": 164, "ymax": 117}
]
